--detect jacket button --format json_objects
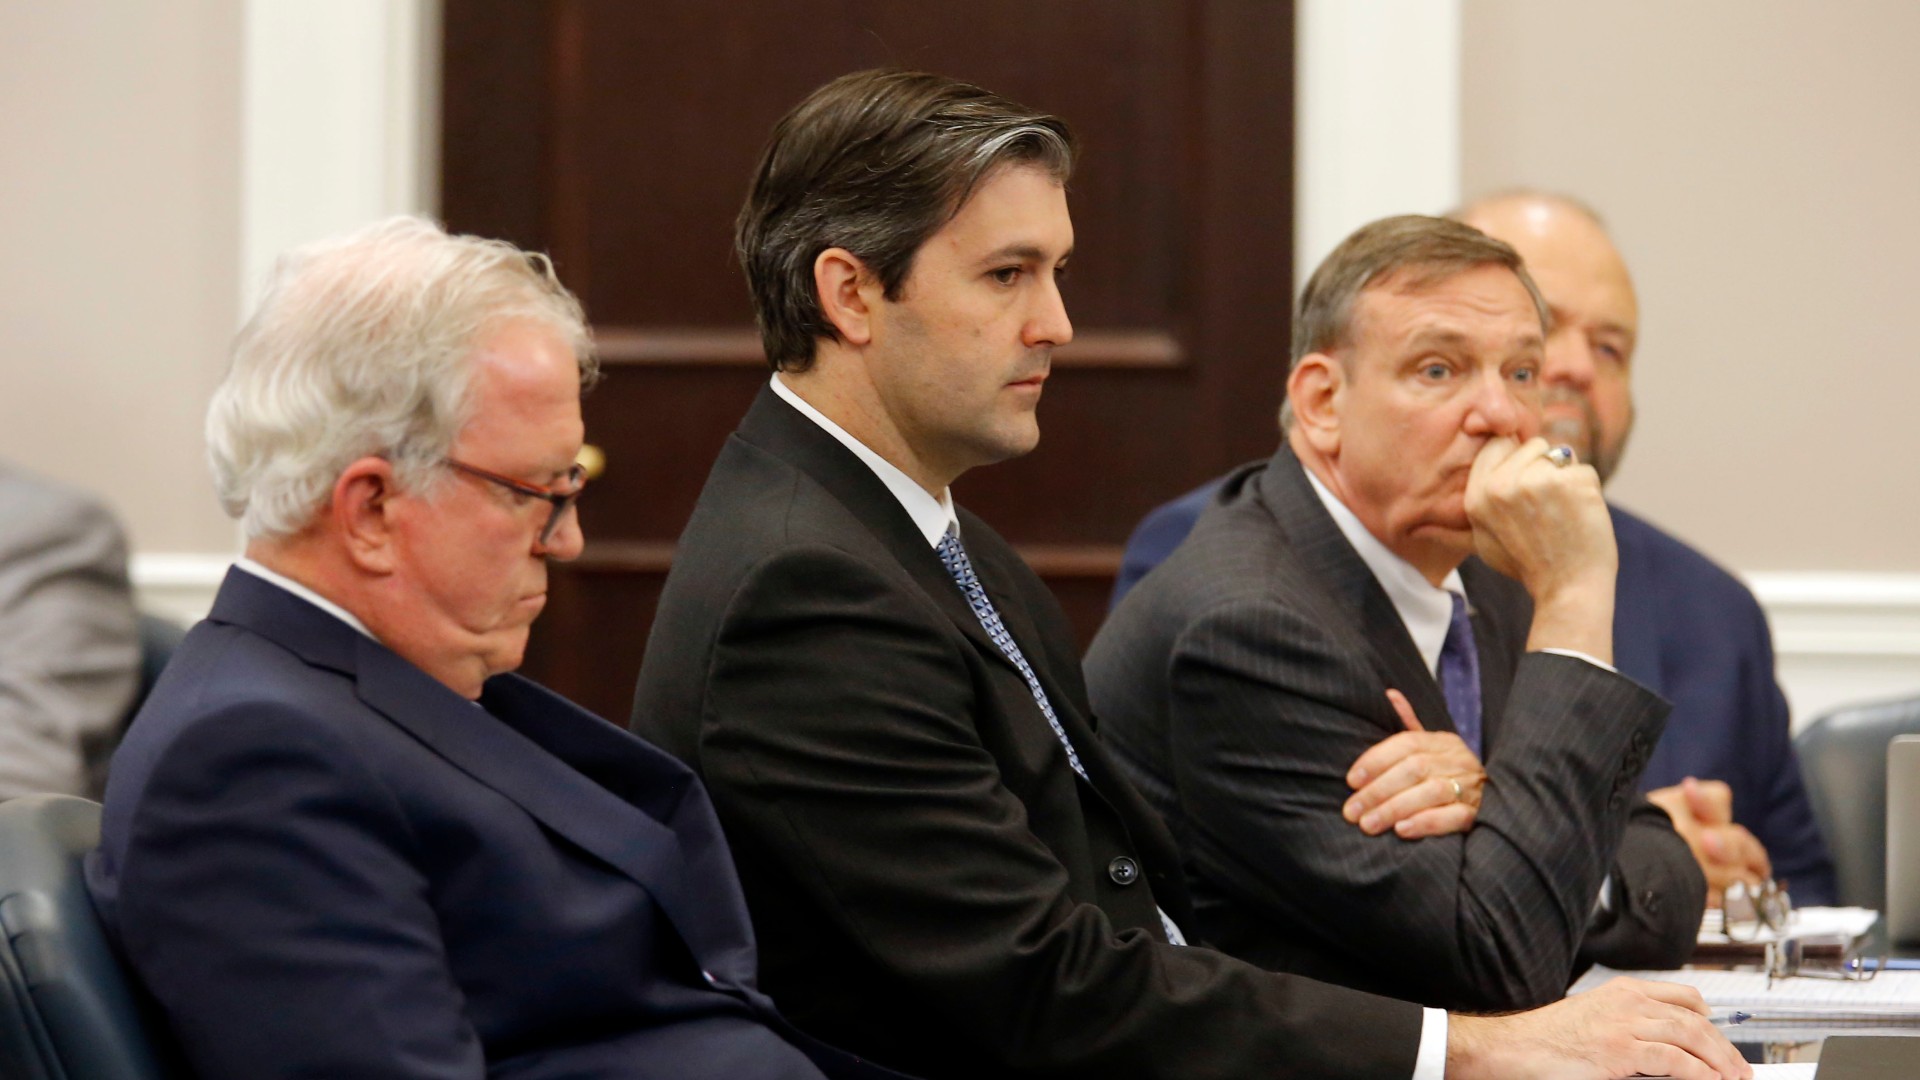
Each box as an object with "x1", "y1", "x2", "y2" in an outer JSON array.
[
  {"x1": 1640, "y1": 890, "x2": 1662, "y2": 915},
  {"x1": 1107, "y1": 856, "x2": 1139, "y2": 886}
]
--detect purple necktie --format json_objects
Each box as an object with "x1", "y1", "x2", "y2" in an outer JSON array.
[{"x1": 1438, "y1": 592, "x2": 1483, "y2": 757}]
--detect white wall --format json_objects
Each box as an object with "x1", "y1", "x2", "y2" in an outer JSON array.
[
  {"x1": 0, "y1": 2, "x2": 438, "y2": 621},
  {"x1": 1458, "y1": 0, "x2": 1920, "y2": 724},
  {"x1": 1461, "y1": 0, "x2": 1920, "y2": 577},
  {"x1": 0, "y1": 1, "x2": 244, "y2": 556}
]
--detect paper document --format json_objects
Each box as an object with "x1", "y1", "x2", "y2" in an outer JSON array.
[
  {"x1": 1750, "y1": 1065, "x2": 1816, "y2": 1079},
  {"x1": 1572, "y1": 967, "x2": 1920, "y2": 1022}
]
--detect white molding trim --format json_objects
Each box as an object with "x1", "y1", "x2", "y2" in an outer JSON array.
[
  {"x1": 240, "y1": 0, "x2": 438, "y2": 311},
  {"x1": 1294, "y1": 0, "x2": 1461, "y2": 287},
  {"x1": 1747, "y1": 572, "x2": 1920, "y2": 729},
  {"x1": 130, "y1": 553, "x2": 234, "y2": 627}
]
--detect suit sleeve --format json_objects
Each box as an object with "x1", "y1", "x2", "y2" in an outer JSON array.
[
  {"x1": 698, "y1": 544, "x2": 1420, "y2": 1079},
  {"x1": 111, "y1": 704, "x2": 484, "y2": 1079},
  {"x1": 1580, "y1": 799, "x2": 1707, "y2": 970},
  {"x1": 0, "y1": 487, "x2": 138, "y2": 797},
  {"x1": 1165, "y1": 597, "x2": 1669, "y2": 1011}
]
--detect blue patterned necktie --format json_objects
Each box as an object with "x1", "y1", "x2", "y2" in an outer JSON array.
[
  {"x1": 934, "y1": 525, "x2": 1186, "y2": 946},
  {"x1": 1438, "y1": 592, "x2": 1483, "y2": 757},
  {"x1": 935, "y1": 525, "x2": 1088, "y2": 782}
]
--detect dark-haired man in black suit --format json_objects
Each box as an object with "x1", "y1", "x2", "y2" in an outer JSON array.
[{"x1": 633, "y1": 69, "x2": 1747, "y2": 1080}]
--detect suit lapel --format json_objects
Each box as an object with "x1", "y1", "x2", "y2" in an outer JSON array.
[
  {"x1": 734, "y1": 387, "x2": 1027, "y2": 677},
  {"x1": 215, "y1": 569, "x2": 759, "y2": 983},
  {"x1": 1253, "y1": 447, "x2": 1457, "y2": 736},
  {"x1": 735, "y1": 389, "x2": 1129, "y2": 809},
  {"x1": 356, "y1": 652, "x2": 759, "y2": 981}
]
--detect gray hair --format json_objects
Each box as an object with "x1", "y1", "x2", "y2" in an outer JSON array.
[
  {"x1": 1281, "y1": 214, "x2": 1548, "y2": 432},
  {"x1": 207, "y1": 216, "x2": 596, "y2": 540}
]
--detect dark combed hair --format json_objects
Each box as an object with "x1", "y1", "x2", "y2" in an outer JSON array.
[{"x1": 736, "y1": 68, "x2": 1076, "y2": 371}]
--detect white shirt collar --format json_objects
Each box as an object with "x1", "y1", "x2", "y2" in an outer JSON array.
[
  {"x1": 234, "y1": 556, "x2": 379, "y2": 641},
  {"x1": 1301, "y1": 469, "x2": 1465, "y2": 678},
  {"x1": 771, "y1": 374, "x2": 960, "y2": 547}
]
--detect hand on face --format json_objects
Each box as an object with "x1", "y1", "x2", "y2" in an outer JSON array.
[
  {"x1": 1647, "y1": 777, "x2": 1773, "y2": 907},
  {"x1": 1465, "y1": 435, "x2": 1618, "y2": 659},
  {"x1": 1447, "y1": 976, "x2": 1751, "y2": 1080},
  {"x1": 1343, "y1": 689, "x2": 1485, "y2": 839}
]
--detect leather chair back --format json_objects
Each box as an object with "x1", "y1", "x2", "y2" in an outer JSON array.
[
  {"x1": 1795, "y1": 696, "x2": 1920, "y2": 909},
  {"x1": 0, "y1": 794, "x2": 182, "y2": 1079}
]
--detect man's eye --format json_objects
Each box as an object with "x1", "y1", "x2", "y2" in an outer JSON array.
[
  {"x1": 1421, "y1": 363, "x2": 1450, "y2": 380},
  {"x1": 1511, "y1": 367, "x2": 1538, "y2": 384},
  {"x1": 990, "y1": 267, "x2": 1021, "y2": 285}
]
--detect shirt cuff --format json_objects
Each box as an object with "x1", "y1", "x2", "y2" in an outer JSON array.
[
  {"x1": 1538, "y1": 646, "x2": 1618, "y2": 674},
  {"x1": 1413, "y1": 1006, "x2": 1447, "y2": 1080}
]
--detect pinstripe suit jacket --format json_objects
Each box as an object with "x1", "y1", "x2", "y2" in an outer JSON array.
[{"x1": 1084, "y1": 445, "x2": 1705, "y2": 1012}]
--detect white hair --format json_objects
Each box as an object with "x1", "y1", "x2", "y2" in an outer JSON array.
[{"x1": 207, "y1": 216, "x2": 596, "y2": 540}]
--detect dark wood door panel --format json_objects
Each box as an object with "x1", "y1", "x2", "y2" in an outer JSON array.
[{"x1": 443, "y1": 1, "x2": 1295, "y2": 710}]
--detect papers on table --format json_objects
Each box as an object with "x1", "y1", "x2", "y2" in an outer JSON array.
[{"x1": 1572, "y1": 966, "x2": 1920, "y2": 1023}]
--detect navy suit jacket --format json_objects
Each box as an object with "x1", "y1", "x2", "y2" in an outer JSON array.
[
  {"x1": 1111, "y1": 478, "x2": 1839, "y2": 906},
  {"x1": 1609, "y1": 506, "x2": 1837, "y2": 903},
  {"x1": 88, "y1": 568, "x2": 903, "y2": 1079}
]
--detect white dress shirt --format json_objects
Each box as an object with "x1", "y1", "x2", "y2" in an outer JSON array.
[{"x1": 233, "y1": 557, "x2": 377, "y2": 641}]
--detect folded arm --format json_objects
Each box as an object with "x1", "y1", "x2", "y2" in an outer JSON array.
[{"x1": 1167, "y1": 598, "x2": 1665, "y2": 1010}]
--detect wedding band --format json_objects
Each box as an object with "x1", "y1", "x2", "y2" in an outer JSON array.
[
  {"x1": 1448, "y1": 778, "x2": 1464, "y2": 803},
  {"x1": 1545, "y1": 444, "x2": 1576, "y2": 468}
]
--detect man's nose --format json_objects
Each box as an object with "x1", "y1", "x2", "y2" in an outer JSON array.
[
  {"x1": 537, "y1": 505, "x2": 585, "y2": 561},
  {"x1": 1462, "y1": 368, "x2": 1531, "y2": 438},
  {"x1": 1023, "y1": 277, "x2": 1073, "y2": 348},
  {"x1": 1542, "y1": 327, "x2": 1595, "y2": 390}
]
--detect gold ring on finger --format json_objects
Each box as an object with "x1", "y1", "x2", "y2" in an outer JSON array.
[{"x1": 1448, "y1": 778, "x2": 1464, "y2": 803}]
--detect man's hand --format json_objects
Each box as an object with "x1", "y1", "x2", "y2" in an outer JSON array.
[
  {"x1": 1647, "y1": 776, "x2": 1772, "y2": 906},
  {"x1": 1465, "y1": 436, "x2": 1617, "y2": 662},
  {"x1": 1343, "y1": 689, "x2": 1486, "y2": 839},
  {"x1": 1447, "y1": 977, "x2": 1752, "y2": 1080}
]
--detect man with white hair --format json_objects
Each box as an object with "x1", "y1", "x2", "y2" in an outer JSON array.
[{"x1": 86, "y1": 217, "x2": 906, "y2": 1079}]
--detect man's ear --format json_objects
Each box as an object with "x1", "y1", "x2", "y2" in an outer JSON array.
[
  {"x1": 1287, "y1": 352, "x2": 1345, "y2": 456},
  {"x1": 331, "y1": 457, "x2": 402, "y2": 574},
  {"x1": 814, "y1": 246, "x2": 878, "y2": 346}
]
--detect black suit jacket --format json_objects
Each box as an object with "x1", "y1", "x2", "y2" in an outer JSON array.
[
  {"x1": 632, "y1": 388, "x2": 1425, "y2": 1079},
  {"x1": 89, "y1": 569, "x2": 901, "y2": 1079},
  {"x1": 1084, "y1": 446, "x2": 1706, "y2": 1012}
]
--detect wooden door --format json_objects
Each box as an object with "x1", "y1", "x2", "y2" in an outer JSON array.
[{"x1": 442, "y1": 0, "x2": 1296, "y2": 719}]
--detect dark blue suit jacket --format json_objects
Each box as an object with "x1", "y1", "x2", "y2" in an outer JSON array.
[
  {"x1": 88, "y1": 568, "x2": 902, "y2": 1079},
  {"x1": 1111, "y1": 479, "x2": 1838, "y2": 906}
]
